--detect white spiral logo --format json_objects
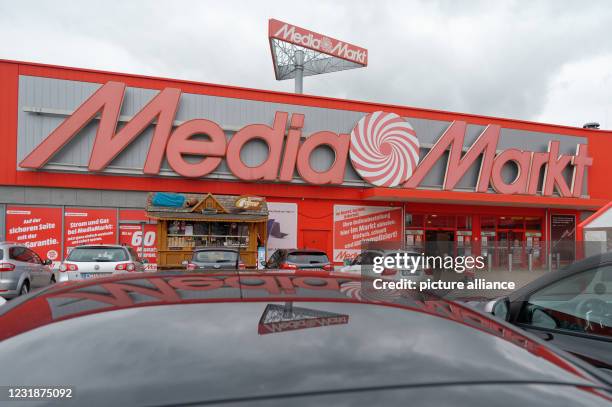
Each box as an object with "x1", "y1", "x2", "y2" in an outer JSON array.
[
  {"x1": 350, "y1": 111, "x2": 420, "y2": 187},
  {"x1": 321, "y1": 37, "x2": 333, "y2": 53}
]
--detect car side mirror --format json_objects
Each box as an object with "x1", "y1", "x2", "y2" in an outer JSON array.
[
  {"x1": 43, "y1": 259, "x2": 53, "y2": 265},
  {"x1": 181, "y1": 260, "x2": 189, "y2": 266},
  {"x1": 490, "y1": 297, "x2": 511, "y2": 321}
]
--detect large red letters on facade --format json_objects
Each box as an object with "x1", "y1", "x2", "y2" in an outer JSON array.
[{"x1": 19, "y1": 81, "x2": 592, "y2": 197}]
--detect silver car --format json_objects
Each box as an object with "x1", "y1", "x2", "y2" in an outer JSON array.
[
  {"x1": 0, "y1": 242, "x2": 55, "y2": 299},
  {"x1": 338, "y1": 249, "x2": 428, "y2": 281},
  {"x1": 58, "y1": 245, "x2": 145, "y2": 282},
  {"x1": 184, "y1": 247, "x2": 246, "y2": 271}
]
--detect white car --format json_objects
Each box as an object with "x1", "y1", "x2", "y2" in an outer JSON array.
[
  {"x1": 338, "y1": 250, "x2": 429, "y2": 282},
  {"x1": 58, "y1": 245, "x2": 145, "y2": 282}
]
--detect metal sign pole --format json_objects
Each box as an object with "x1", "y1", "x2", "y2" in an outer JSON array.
[{"x1": 294, "y1": 50, "x2": 304, "y2": 94}]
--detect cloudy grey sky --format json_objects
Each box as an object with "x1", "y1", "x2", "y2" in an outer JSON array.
[{"x1": 1, "y1": 0, "x2": 612, "y2": 128}]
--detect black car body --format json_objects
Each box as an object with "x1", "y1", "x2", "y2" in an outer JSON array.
[
  {"x1": 264, "y1": 248, "x2": 333, "y2": 272},
  {"x1": 484, "y1": 252, "x2": 612, "y2": 371},
  {"x1": 0, "y1": 271, "x2": 610, "y2": 406},
  {"x1": 185, "y1": 247, "x2": 246, "y2": 271}
]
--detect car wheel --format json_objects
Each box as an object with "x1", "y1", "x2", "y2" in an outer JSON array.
[{"x1": 19, "y1": 282, "x2": 29, "y2": 296}]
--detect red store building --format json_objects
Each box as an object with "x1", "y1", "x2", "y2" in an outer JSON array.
[{"x1": 0, "y1": 59, "x2": 610, "y2": 269}]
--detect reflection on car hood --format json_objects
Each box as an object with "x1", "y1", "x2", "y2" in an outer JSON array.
[{"x1": 0, "y1": 271, "x2": 610, "y2": 406}]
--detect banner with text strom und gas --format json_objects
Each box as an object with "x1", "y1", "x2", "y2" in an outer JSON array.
[{"x1": 63, "y1": 208, "x2": 117, "y2": 257}]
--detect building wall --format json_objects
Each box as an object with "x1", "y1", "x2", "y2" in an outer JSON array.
[
  {"x1": 0, "y1": 60, "x2": 610, "y2": 264},
  {"x1": 1, "y1": 60, "x2": 610, "y2": 207}
]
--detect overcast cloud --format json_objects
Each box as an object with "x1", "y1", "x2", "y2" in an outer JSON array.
[{"x1": 1, "y1": 0, "x2": 612, "y2": 128}]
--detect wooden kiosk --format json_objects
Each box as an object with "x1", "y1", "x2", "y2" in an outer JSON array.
[{"x1": 146, "y1": 193, "x2": 268, "y2": 269}]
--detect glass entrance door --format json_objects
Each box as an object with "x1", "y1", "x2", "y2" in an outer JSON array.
[
  {"x1": 497, "y1": 230, "x2": 525, "y2": 268},
  {"x1": 425, "y1": 230, "x2": 455, "y2": 257}
]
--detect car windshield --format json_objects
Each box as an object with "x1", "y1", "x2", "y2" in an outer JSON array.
[
  {"x1": 67, "y1": 247, "x2": 128, "y2": 262},
  {"x1": 287, "y1": 251, "x2": 329, "y2": 264},
  {"x1": 194, "y1": 250, "x2": 238, "y2": 263}
]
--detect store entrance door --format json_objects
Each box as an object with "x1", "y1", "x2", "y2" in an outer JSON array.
[
  {"x1": 497, "y1": 230, "x2": 525, "y2": 268},
  {"x1": 425, "y1": 230, "x2": 455, "y2": 257}
]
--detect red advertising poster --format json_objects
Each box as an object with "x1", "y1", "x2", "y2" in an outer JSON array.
[
  {"x1": 333, "y1": 205, "x2": 402, "y2": 262},
  {"x1": 63, "y1": 208, "x2": 117, "y2": 257},
  {"x1": 119, "y1": 224, "x2": 158, "y2": 271},
  {"x1": 5, "y1": 206, "x2": 62, "y2": 264}
]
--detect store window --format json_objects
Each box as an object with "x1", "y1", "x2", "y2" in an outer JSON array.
[
  {"x1": 457, "y1": 216, "x2": 472, "y2": 230},
  {"x1": 525, "y1": 217, "x2": 542, "y2": 231},
  {"x1": 405, "y1": 212, "x2": 475, "y2": 258},
  {"x1": 481, "y1": 216, "x2": 496, "y2": 231},
  {"x1": 498, "y1": 216, "x2": 524, "y2": 230},
  {"x1": 405, "y1": 214, "x2": 424, "y2": 228},
  {"x1": 167, "y1": 221, "x2": 249, "y2": 248},
  {"x1": 426, "y1": 214, "x2": 455, "y2": 229}
]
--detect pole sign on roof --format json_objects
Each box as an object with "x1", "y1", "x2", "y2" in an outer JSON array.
[{"x1": 269, "y1": 19, "x2": 368, "y2": 66}]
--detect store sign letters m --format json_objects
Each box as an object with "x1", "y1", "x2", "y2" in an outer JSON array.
[{"x1": 19, "y1": 81, "x2": 182, "y2": 174}]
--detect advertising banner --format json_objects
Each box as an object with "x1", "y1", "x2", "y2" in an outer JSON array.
[
  {"x1": 63, "y1": 208, "x2": 117, "y2": 257},
  {"x1": 268, "y1": 19, "x2": 368, "y2": 66},
  {"x1": 551, "y1": 214, "x2": 576, "y2": 261},
  {"x1": 119, "y1": 209, "x2": 157, "y2": 270},
  {"x1": 5, "y1": 206, "x2": 62, "y2": 265},
  {"x1": 119, "y1": 223, "x2": 158, "y2": 271},
  {"x1": 333, "y1": 205, "x2": 402, "y2": 262},
  {"x1": 266, "y1": 202, "x2": 298, "y2": 259}
]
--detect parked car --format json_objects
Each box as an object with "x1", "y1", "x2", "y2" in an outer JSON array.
[
  {"x1": 0, "y1": 242, "x2": 54, "y2": 299},
  {"x1": 0, "y1": 272, "x2": 610, "y2": 405},
  {"x1": 58, "y1": 244, "x2": 145, "y2": 282},
  {"x1": 183, "y1": 247, "x2": 245, "y2": 271},
  {"x1": 263, "y1": 249, "x2": 333, "y2": 272},
  {"x1": 483, "y1": 251, "x2": 612, "y2": 371},
  {"x1": 338, "y1": 249, "x2": 428, "y2": 281}
]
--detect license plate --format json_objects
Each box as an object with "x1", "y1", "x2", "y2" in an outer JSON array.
[{"x1": 81, "y1": 273, "x2": 106, "y2": 279}]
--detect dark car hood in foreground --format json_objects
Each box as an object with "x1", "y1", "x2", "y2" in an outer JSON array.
[{"x1": 0, "y1": 272, "x2": 610, "y2": 406}]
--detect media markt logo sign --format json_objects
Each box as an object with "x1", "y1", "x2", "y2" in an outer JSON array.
[
  {"x1": 350, "y1": 111, "x2": 420, "y2": 187},
  {"x1": 270, "y1": 20, "x2": 368, "y2": 65},
  {"x1": 20, "y1": 82, "x2": 592, "y2": 198}
]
